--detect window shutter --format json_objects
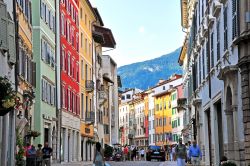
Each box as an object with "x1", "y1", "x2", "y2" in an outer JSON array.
[
  {"x1": 0, "y1": 1, "x2": 8, "y2": 51},
  {"x1": 7, "y1": 19, "x2": 16, "y2": 65},
  {"x1": 211, "y1": 32, "x2": 214, "y2": 68},
  {"x1": 202, "y1": 49, "x2": 205, "y2": 79},
  {"x1": 19, "y1": 48, "x2": 22, "y2": 75},
  {"x1": 232, "y1": 0, "x2": 239, "y2": 40},
  {"x1": 224, "y1": 6, "x2": 228, "y2": 51},
  {"x1": 32, "y1": 62, "x2": 36, "y2": 87},
  {"x1": 217, "y1": 20, "x2": 220, "y2": 61}
]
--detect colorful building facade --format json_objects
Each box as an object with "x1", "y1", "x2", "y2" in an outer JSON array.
[
  {"x1": 79, "y1": 0, "x2": 95, "y2": 161},
  {"x1": 59, "y1": 0, "x2": 81, "y2": 162},
  {"x1": 32, "y1": 0, "x2": 57, "y2": 160}
]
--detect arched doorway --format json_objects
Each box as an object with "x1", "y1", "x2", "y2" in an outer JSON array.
[{"x1": 225, "y1": 86, "x2": 235, "y2": 160}]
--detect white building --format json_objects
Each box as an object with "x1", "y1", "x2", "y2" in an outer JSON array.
[
  {"x1": 180, "y1": 0, "x2": 245, "y2": 165},
  {"x1": 0, "y1": 0, "x2": 16, "y2": 165},
  {"x1": 102, "y1": 55, "x2": 119, "y2": 145}
]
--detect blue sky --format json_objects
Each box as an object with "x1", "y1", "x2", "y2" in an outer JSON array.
[{"x1": 90, "y1": 0, "x2": 185, "y2": 67}]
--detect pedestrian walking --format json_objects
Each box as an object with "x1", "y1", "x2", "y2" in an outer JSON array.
[
  {"x1": 188, "y1": 140, "x2": 202, "y2": 166},
  {"x1": 175, "y1": 138, "x2": 187, "y2": 166},
  {"x1": 140, "y1": 148, "x2": 145, "y2": 161},
  {"x1": 123, "y1": 145, "x2": 129, "y2": 161},
  {"x1": 25, "y1": 143, "x2": 32, "y2": 166},
  {"x1": 42, "y1": 142, "x2": 52, "y2": 166},
  {"x1": 168, "y1": 145, "x2": 173, "y2": 161},
  {"x1": 36, "y1": 144, "x2": 43, "y2": 166},
  {"x1": 27, "y1": 145, "x2": 37, "y2": 166},
  {"x1": 93, "y1": 142, "x2": 105, "y2": 166}
]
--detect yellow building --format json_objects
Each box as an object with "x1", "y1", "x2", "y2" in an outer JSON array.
[
  {"x1": 79, "y1": 0, "x2": 96, "y2": 161},
  {"x1": 153, "y1": 91, "x2": 172, "y2": 146},
  {"x1": 16, "y1": 0, "x2": 36, "y2": 144}
]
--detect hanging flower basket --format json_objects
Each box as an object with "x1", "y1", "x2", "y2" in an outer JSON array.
[
  {"x1": 0, "y1": 76, "x2": 16, "y2": 116},
  {"x1": 27, "y1": 130, "x2": 41, "y2": 137},
  {"x1": 86, "y1": 139, "x2": 96, "y2": 145}
]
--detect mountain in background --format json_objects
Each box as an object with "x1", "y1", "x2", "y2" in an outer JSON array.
[{"x1": 118, "y1": 48, "x2": 182, "y2": 90}]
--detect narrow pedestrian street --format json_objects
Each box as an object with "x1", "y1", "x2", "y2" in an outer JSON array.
[{"x1": 108, "y1": 161, "x2": 176, "y2": 166}]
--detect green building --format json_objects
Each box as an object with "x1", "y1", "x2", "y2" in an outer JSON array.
[{"x1": 32, "y1": 0, "x2": 57, "y2": 159}]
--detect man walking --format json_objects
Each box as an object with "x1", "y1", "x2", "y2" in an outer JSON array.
[
  {"x1": 189, "y1": 140, "x2": 202, "y2": 166},
  {"x1": 42, "y1": 142, "x2": 53, "y2": 166},
  {"x1": 175, "y1": 138, "x2": 187, "y2": 166}
]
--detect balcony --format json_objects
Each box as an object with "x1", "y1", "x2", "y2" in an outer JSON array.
[
  {"x1": 85, "y1": 111, "x2": 95, "y2": 124},
  {"x1": 128, "y1": 134, "x2": 133, "y2": 139},
  {"x1": 85, "y1": 80, "x2": 94, "y2": 92}
]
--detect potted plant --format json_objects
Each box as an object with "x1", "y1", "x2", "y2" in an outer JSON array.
[
  {"x1": 221, "y1": 161, "x2": 237, "y2": 166},
  {"x1": 16, "y1": 131, "x2": 25, "y2": 166},
  {"x1": 27, "y1": 130, "x2": 41, "y2": 137},
  {"x1": 0, "y1": 76, "x2": 16, "y2": 116}
]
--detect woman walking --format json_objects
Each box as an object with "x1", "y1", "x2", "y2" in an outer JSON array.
[{"x1": 93, "y1": 142, "x2": 105, "y2": 166}]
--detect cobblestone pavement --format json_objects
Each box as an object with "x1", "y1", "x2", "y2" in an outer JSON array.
[{"x1": 108, "y1": 161, "x2": 176, "y2": 166}]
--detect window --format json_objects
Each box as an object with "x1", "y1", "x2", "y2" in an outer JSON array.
[
  {"x1": 211, "y1": 32, "x2": 214, "y2": 68},
  {"x1": 85, "y1": 64, "x2": 88, "y2": 80},
  {"x1": 80, "y1": 8, "x2": 82, "y2": 19},
  {"x1": 199, "y1": 55, "x2": 201, "y2": 84},
  {"x1": 126, "y1": 94, "x2": 131, "y2": 99},
  {"x1": 85, "y1": 38, "x2": 87, "y2": 53},
  {"x1": 223, "y1": 6, "x2": 228, "y2": 51},
  {"x1": 68, "y1": 53, "x2": 71, "y2": 75},
  {"x1": 232, "y1": 0, "x2": 239, "y2": 40},
  {"x1": 85, "y1": 14, "x2": 87, "y2": 25},
  {"x1": 61, "y1": 47, "x2": 65, "y2": 71},
  {"x1": 163, "y1": 86, "x2": 165, "y2": 90},
  {"x1": 76, "y1": 33, "x2": 79, "y2": 52},
  {"x1": 178, "y1": 118, "x2": 180, "y2": 126},
  {"x1": 202, "y1": 48, "x2": 205, "y2": 79},
  {"x1": 61, "y1": 13, "x2": 64, "y2": 35},
  {"x1": 121, "y1": 96, "x2": 125, "y2": 100},
  {"x1": 81, "y1": 94, "x2": 84, "y2": 118},
  {"x1": 81, "y1": 60, "x2": 84, "y2": 80},
  {"x1": 217, "y1": 19, "x2": 220, "y2": 61},
  {"x1": 76, "y1": 63, "x2": 79, "y2": 82},
  {"x1": 81, "y1": 33, "x2": 83, "y2": 48},
  {"x1": 41, "y1": 78, "x2": 55, "y2": 106}
]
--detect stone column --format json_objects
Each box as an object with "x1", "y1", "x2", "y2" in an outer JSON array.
[
  {"x1": 64, "y1": 128, "x2": 68, "y2": 162},
  {"x1": 224, "y1": 109, "x2": 235, "y2": 160}
]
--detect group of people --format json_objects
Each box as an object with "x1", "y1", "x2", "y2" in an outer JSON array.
[
  {"x1": 24, "y1": 142, "x2": 53, "y2": 166},
  {"x1": 123, "y1": 145, "x2": 145, "y2": 161},
  {"x1": 173, "y1": 138, "x2": 202, "y2": 166}
]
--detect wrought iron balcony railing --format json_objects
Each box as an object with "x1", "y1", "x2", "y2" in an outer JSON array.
[
  {"x1": 85, "y1": 80, "x2": 94, "y2": 92},
  {"x1": 85, "y1": 111, "x2": 95, "y2": 124}
]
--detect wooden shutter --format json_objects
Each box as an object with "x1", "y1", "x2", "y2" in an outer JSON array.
[
  {"x1": 32, "y1": 62, "x2": 36, "y2": 87},
  {"x1": 224, "y1": 6, "x2": 228, "y2": 51},
  {"x1": 217, "y1": 20, "x2": 220, "y2": 61},
  {"x1": 8, "y1": 19, "x2": 16, "y2": 65},
  {"x1": 211, "y1": 32, "x2": 214, "y2": 68},
  {"x1": 0, "y1": 1, "x2": 8, "y2": 51},
  {"x1": 202, "y1": 49, "x2": 205, "y2": 79},
  {"x1": 206, "y1": 41, "x2": 210, "y2": 75},
  {"x1": 232, "y1": 0, "x2": 239, "y2": 40}
]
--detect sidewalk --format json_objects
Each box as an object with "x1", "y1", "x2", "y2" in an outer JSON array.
[{"x1": 52, "y1": 161, "x2": 93, "y2": 166}]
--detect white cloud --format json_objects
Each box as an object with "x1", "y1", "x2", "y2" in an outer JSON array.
[{"x1": 138, "y1": 26, "x2": 145, "y2": 34}]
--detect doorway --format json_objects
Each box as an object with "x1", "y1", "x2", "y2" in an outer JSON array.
[
  {"x1": 44, "y1": 128, "x2": 49, "y2": 144},
  {"x1": 85, "y1": 141, "x2": 88, "y2": 161},
  {"x1": 216, "y1": 100, "x2": 224, "y2": 161},
  {"x1": 206, "y1": 109, "x2": 212, "y2": 165}
]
